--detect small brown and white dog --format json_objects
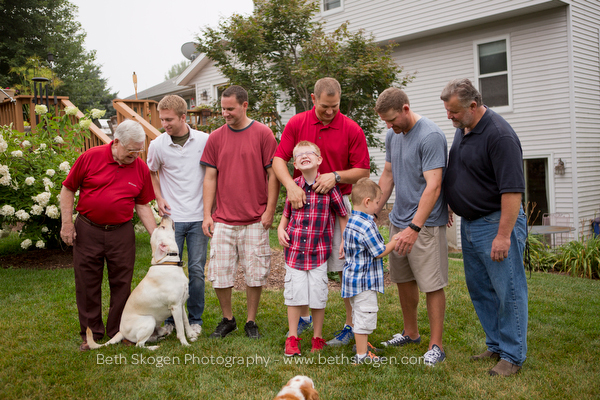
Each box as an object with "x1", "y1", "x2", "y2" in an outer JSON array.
[
  {"x1": 273, "y1": 375, "x2": 319, "y2": 400},
  {"x1": 86, "y1": 215, "x2": 197, "y2": 350}
]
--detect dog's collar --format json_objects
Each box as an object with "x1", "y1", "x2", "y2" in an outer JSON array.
[
  {"x1": 153, "y1": 252, "x2": 183, "y2": 266},
  {"x1": 157, "y1": 261, "x2": 184, "y2": 266}
]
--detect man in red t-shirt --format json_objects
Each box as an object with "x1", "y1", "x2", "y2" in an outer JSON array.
[
  {"x1": 201, "y1": 85, "x2": 279, "y2": 339},
  {"x1": 60, "y1": 120, "x2": 156, "y2": 351},
  {"x1": 273, "y1": 77, "x2": 370, "y2": 346}
]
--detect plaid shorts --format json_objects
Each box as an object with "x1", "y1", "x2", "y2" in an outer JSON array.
[{"x1": 207, "y1": 222, "x2": 271, "y2": 288}]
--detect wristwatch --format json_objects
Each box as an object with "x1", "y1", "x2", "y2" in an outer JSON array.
[
  {"x1": 333, "y1": 171, "x2": 341, "y2": 183},
  {"x1": 408, "y1": 222, "x2": 422, "y2": 233}
]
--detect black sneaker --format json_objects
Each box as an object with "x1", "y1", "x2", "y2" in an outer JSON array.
[
  {"x1": 209, "y1": 317, "x2": 237, "y2": 338},
  {"x1": 244, "y1": 321, "x2": 261, "y2": 339}
]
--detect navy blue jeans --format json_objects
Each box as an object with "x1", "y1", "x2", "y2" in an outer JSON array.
[
  {"x1": 461, "y1": 209, "x2": 528, "y2": 366},
  {"x1": 166, "y1": 221, "x2": 209, "y2": 326}
]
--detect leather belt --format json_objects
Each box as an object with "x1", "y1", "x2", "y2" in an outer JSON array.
[{"x1": 78, "y1": 214, "x2": 127, "y2": 231}]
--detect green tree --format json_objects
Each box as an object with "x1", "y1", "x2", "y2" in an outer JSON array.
[
  {"x1": 196, "y1": 0, "x2": 411, "y2": 156},
  {"x1": 164, "y1": 60, "x2": 191, "y2": 80},
  {"x1": 0, "y1": 0, "x2": 116, "y2": 115}
]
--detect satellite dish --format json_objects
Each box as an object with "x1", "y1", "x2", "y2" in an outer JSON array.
[{"x1": 181, "y1": 42, "x2": 199, "y2": 61}]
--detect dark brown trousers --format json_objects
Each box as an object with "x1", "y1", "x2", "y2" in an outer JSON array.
[{"x1": 73, "y1": 217, "x2": 135, "y2": 340}]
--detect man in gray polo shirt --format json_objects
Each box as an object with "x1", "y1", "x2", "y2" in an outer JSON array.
[{"x1": 374, "y1": 87, "x2": 449, "y2": 366}]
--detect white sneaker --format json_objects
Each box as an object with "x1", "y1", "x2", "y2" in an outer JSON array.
[{"x1": 190, "y1": 324, "x2": 203, "y2": 336}]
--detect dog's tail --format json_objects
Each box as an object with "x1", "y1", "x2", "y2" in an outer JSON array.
[{"x1": 86, "y1": 327, "x2": 124, "y2": 349}]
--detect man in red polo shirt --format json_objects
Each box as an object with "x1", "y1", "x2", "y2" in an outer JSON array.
[
  {"x1": 60, "y1": 119, "x2": 157, "y2": 351},
  {"x1": 273, "y1": 77, "x2": 370, "y2": 346}
]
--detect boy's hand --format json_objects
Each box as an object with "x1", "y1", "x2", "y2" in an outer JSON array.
[
  {"x1": 277, "y1": 226, "x2": 290, "y2": 248},
  {"x1": 338, "y1": 240, "x2": 345, "y2": 259}
]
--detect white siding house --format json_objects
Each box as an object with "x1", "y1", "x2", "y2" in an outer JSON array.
[
  {"x1": 316, "y1": 0, "x2": 600, "y2": 242},
  {"x1": 134, "y1": 0, "x2": 600, "y2": 242}
]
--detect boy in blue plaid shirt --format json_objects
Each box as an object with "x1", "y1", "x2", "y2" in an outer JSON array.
[{"x1": 342, "y1": 178, "x2": 396, "y2": 364}]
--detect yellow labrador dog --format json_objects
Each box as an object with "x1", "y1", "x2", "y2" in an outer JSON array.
[{"x1": 86, "y1": 215, "x2": 197, "y2": 350}]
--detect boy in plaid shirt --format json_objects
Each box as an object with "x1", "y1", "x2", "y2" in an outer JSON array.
[
  {"x1": 342, "y1": 178, "x2": 396, "y2": 364},
  {"x1": 278, "y1": 141, "x2": 349, "y2": 356}
]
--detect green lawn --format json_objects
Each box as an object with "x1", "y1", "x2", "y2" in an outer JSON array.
[{"x1": 0, "y1": 232, "x2": 599, "y2": 399}]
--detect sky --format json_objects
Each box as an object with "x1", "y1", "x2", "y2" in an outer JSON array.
[{"x1": 71, "y1": 0, "x2": 254, "y2": 98}]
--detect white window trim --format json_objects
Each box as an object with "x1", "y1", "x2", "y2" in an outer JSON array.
[
  {"x1": 321, "y1": 0, "x2": 344, "y2": 16},
  {"x1": 473, "y1": 35, "x2": 513, "y2": 113},
  {"x1": 523, "y1": 153, "x2": 556, "y2": 215},
  {"x1": 212, "y1": 82, "x2": 229, "y2": 102}
]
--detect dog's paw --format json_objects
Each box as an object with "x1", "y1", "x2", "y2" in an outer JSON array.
[
  {"x1": 189, "y1": 335, "x2": 198, "y2": 343},
  {"x1": 145, "y1": 345, "x2": 160, "y2": 350}
]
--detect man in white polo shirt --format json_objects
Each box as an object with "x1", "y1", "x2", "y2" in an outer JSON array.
[{"x1": 147, "y1": 95, "x2": 210, "y2": 336}]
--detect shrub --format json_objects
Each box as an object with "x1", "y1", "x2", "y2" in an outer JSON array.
[
  {"x1": 526, "y1": 234, "x2": 556, "y2": 272},
  {"x1": 553, "y1": 235, "x2": 600, "y2": 279},
  {"x1": 0, "y1": 105, "x2": 104, "y2": 249}
]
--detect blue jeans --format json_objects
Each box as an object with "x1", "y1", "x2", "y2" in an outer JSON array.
[
  {"x1": 461, "y1": 209, "x2": 528, "y2": 366},
  {"x1": 166, "y1": 221, "x2": 209, "y2": 326}
]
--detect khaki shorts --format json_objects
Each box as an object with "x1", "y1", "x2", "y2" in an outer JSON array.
[
  {"x1": 207, "y1": 222, "x2": 270, "y2": 288},
  {"x1": 350, "y1": 290, "x2": 379, "y2": 335},
  {"x1": 327, "y1": 195, "x2": 352, "y2": 272},
  {"x1": 389, "y1": 224, "x2": 448, "y2": 293},
  {"x1": 283, "y1": 262, "x2": 329, "y2": 309}
]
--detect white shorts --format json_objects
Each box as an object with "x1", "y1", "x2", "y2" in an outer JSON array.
[
  {"x1": 283, "y1": 262, "x2": 329, "y2": 309},
  {"x1": 327, "y1": 195, "x2": 351, "y2": 272},
  {"x1": 350, "y1": 290, "x2": 379, "y2": 335}
]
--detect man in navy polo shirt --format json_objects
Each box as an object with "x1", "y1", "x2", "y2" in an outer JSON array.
[
  {"x1": 441, "y1": 78, "x2": 527, "y2": 377},
  {"x1": 60, "y1": 120, "x2": 156, "y2": 351}
]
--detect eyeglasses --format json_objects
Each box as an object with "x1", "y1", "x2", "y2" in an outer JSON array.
[
  {"x1": 294, "y1": 151, "x2": 318, "y2": 160},
  {"x1": 119, "y1": 141, "x2": 145, "y2": 155}
]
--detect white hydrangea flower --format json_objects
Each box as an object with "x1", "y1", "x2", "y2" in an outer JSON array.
[
  {"x1": 36, "y1": 240, "x2": 45, "y2": 249},
  {"x1": 11, "y1": 150, "x2": 23, "y2": 157},
  {"x1": 45, "y1": 205, "x2": 60, "y2": 219},
  {"x1": 0, "y1": 165, "x2": 8, "y2": 174},
  {"x1": 0, "y1": 171, "x2": 10, "y2": 186},
  {"x1": 41, "y1": 226, "x2": 49, "y2": 233},
  {"x1": 43, "y1": 177, "x2": 54, "y2": 190},
  {"x1": 22, "y1": 140, "x2": 31, "y2": 148},
  {"x1": 0, "y1": 141, "x2": 7, "y2": 152},
  {"x1": 79, "y1": 119, "x2": 92, "y2": 129},
  {"x1": 64, "y1": 106, "x2": 79, "y2": 116},
  {"x1": 32, "y1": 192, "x2": 51, "y2": 207},
  {"x1": 35, "y1": 104, "x2": 48, "y2": 115},
  {"x1": 31, "y1": 205, "x2": 43, "y2": 215},
  {"x1": 39, "y1": 143, "x2": 47, "y2": 150},
  {"x1": 1, "y1": 204, "x2": 15, "y2": 216},
  {"x1": 21, "y1": 239, "x2": 32, "y2": 249},
  {"x1": 25, "y1": 177, "x2": 35, "y2": 185},
  {"x1": 53, "y1": 136, "x2": 64, "y2": 144},
  {"x1": 91, "y1": 109, "x2": 106, "y2": 119},
  {"x1": 15, "y1": 209, "x2": 30, "y2": 221},
  {"x1": 46, "y1": 169, "x2": 56, "y2": 177},
  {"x1": 59, "y1": 161, "x2": 70, "y2": 172}
]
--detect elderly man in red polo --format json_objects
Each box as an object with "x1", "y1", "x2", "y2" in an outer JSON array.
[{"x1": 60, "y1": 119, "x2": 156, "y2": 351}]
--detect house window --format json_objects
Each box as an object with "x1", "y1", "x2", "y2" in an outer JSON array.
[
  {"x1": 322, "y1": 0, "x2": 343, "y2": 13},
  {"x1": 475, "y1": 37, "x2": 511, "y2": 109}
]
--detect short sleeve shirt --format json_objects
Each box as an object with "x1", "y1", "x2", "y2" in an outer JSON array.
[
  {"x1": 147, "y1": 126, "x2": 209, "y2": 222},
  {"x1": 62, "y1": 142, "x2": 155, "y2": 225},
  {"x1": 341, "y1": 210, "x2": 386, "y2": 298},
  {"x1": 444, "y1": 107, "x2": 525, "y2": 220},
  {"x1": 282, "y1": 174, "x2": 348, "y2": 270},
  {"x1": 200, "y1": 121, "x2": 277, "y2": 225},
  {"x1": 274, "y1": 108, "x2": 370, "y2": 195}
]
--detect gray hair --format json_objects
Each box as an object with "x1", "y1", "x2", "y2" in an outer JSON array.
[
  {"x1": 440, "y1": 78, "x2": 483, "y2": 108},
  {"x1": 114, "y1": 120, "x2": 146, "y2": 145}
]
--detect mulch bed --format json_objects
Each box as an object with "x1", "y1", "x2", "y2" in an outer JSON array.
[{"x1": 0, "y1": 208, "x2": 406, "y2": 290}]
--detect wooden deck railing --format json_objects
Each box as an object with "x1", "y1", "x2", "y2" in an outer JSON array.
[
  {"x1": 0, "y1": 96, "x2": 111, "y2": 150},
  {"x1": 112, "y1": 99, "x2": 162, "y2": 163}
]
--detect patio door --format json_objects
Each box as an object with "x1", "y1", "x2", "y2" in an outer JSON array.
[{"x1": 523, "y1": 158, "x2": 549, "y2": 225}]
